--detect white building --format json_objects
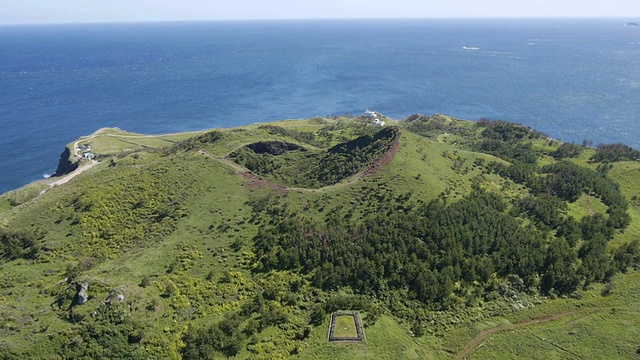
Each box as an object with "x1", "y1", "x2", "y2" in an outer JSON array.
[{"x1": 363, "y1": 109, "x2": 377, "y2": 119}]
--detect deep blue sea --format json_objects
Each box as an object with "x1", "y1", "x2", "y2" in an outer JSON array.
[{"x1": 1, "y1": 19, "x2": 639, "y2": 193}]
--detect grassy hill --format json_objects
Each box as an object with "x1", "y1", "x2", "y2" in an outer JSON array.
[{"x1": 0, "y1": 114, "x2": 639, "y2": 359}]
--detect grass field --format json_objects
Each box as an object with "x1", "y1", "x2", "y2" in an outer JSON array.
[
  {"x1": 299, "y1": 315, "x2": 432, "y2": 360},
  {"x1": 333, "y1": 315, "x2": 359, "y2": 339},
  {"x1": 0, "y1": 197, "x2": 10, "y2": 213},
  {"x1": 1, "y1": 116, "x2": 640, "y2": 359},
  {"x1": 73, "y1": 127, "x2": 203, "y2": 154},
  {"x1": 443, "y1": 269, "x2": 640, "y2": 360}
]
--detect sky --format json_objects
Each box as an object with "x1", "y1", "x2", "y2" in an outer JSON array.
[{"x1": 0, "y1": 0, "x2": 639, "y2": 25}]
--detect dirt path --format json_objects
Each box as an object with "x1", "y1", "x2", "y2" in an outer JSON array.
[
  {"x1": 52, "y1": 126, "x2": 155, "y2": 181},
  {"x1": 46, "y1": 161, "x2": 98, "y2": 189},
  {"x1": 455, "y1": 311, "x2": 576, "y2": 360},
  {"x1": 74, "y1": 127, "x2": 188, "y2": 151},
  {"x1": 38, "y1": 129, "x2": 108, "y2": 195},
  {"x1": 36, "y1": 128, "x2": 190, "y2": 196}
]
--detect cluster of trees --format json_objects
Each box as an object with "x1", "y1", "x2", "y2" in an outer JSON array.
[
  {"x1": 28, "y1": 302, "x2": 148, "y2": 360},
  {"x1": 253, "y1": 172, "x2": 638, "y2": 309},
  {"x1": 483, "y1": 139, "x2": 636, "y2": 288},
  {"x1": 591, "y1": 143, "x2": 640, "y2": 163},
  {"x1": 540, "y1": 162, "x2": 630, "y2": 230},
  {"x1": 469, "y1": 119, "x2": 551, "y2": 164},
  {"x1": 512, "y1": 194, "x2": 567, "y2": 230},
  {"x1": 489, "y1": 159, "x2": 630, "y2": 231},
  {"x1": 612, "y1": 239, "x2": 640, "y2": 272},
  {"x1": 403, "y1": 117, "x2": 548, "y2": 150},
  {"x1": 182, "y1": 312, "x2": 247, "y2": 358},
  {"x1": 552, "y1": 142, "x2": 584, "y2": 159},
  {"x1": 477, "y1": 119, "x2": 546, "y2": 142},
  {"x1": 477, "y1": 139, "x2": 538, "y2": 164}
]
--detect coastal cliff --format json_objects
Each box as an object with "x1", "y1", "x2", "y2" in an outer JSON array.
[{"x1": 53, "y1": 146, "x2": 78, "y2": 177}]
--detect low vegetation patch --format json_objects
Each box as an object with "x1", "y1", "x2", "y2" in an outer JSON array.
[{"x1": 329, "y1": 312, "x2": 364, "y2": 342}]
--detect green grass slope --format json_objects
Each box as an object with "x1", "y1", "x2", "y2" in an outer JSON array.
[
  {"x1": 462, "y1": 270, "x2": 640, "y2": 359},
  {"x1": 0, "y1": 114, "x2": 638, "y2": 359}
]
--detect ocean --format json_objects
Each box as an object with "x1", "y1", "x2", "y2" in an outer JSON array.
[{"x1": 0, "y1": 18, "x2": 639, "y2": 193}]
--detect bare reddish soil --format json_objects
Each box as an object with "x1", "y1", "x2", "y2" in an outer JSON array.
[
  {"x1": 240, "y1": 172, "x2": 289, "y2": 192},
  {"x1": 365, "y1": 131, "x2": 401, "y2": 176}
]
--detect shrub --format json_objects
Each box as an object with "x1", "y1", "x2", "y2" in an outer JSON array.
[{"x1": 0, "y1": 228, "x2": 42, "y2": 261}]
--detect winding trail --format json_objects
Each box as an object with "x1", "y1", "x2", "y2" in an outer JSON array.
[
  {"x1": 46, "y1": 161, "x2": 97, "y2": 190},
  {"x1": 455, "y1": 311, "x2": 577, "y2": 360},
  {"x1": 39, "y1": 129, "x2": 108, "y2": 195}
]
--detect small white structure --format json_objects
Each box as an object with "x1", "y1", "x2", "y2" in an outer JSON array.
[
  {"x1": 363, "y1": 109, "x2": 377, "y2": 119},
  {"x1": 361, "y1": 109, "x2": 386, "y2": 126}
]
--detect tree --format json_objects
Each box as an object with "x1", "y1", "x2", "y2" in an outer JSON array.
[
  {"x1": 411, "y1": 319, "x2": 425, "y2": 337},
  {"x1": 541, "y1": 238, "x2": 580, "y2": 294},
  {"x1": 310, "y1": 305, "x2": 326, "y2": 326}
]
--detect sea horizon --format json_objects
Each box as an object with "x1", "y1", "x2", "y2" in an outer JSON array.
[
  {"x1": 1, "y1": 18, "x2": 639, "y2": 193},
  {"x1": 0, "y1": 16, "x2": 637, "y2": 26}
]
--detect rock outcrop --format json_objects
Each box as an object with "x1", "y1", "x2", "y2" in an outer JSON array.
[
  {"x1": 105, "y1": 290, "x2": 125, "y2": 305},
  {"x1": 53, "y1": 146, "x2": 78, "y2": 177},
  {"x1": 71, "y1": 282, "x2": 89, "y2": 307}
]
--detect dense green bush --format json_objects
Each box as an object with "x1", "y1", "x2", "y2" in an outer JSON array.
[
  {"x1": 591, "y1": 143, "x2": 640, "y2": 163},
  {"x1": 0, "y1": 228, "x2": 42, "y2": 261},
  {"x1": 552, "y1": 142, "x2": 584, "y2": 159},
  {"x1": 167, "y1": 130, "x2": 224, "y2": 153},
  {"x1": 476, "y1": 139, "x2": 538, "y2": 163},
  {"x1": 182, "y1": 312, "x2": 247, "y2": 358},
  {"x1": 477, "y1": 119, "x2": 546, "y2": 141}
]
